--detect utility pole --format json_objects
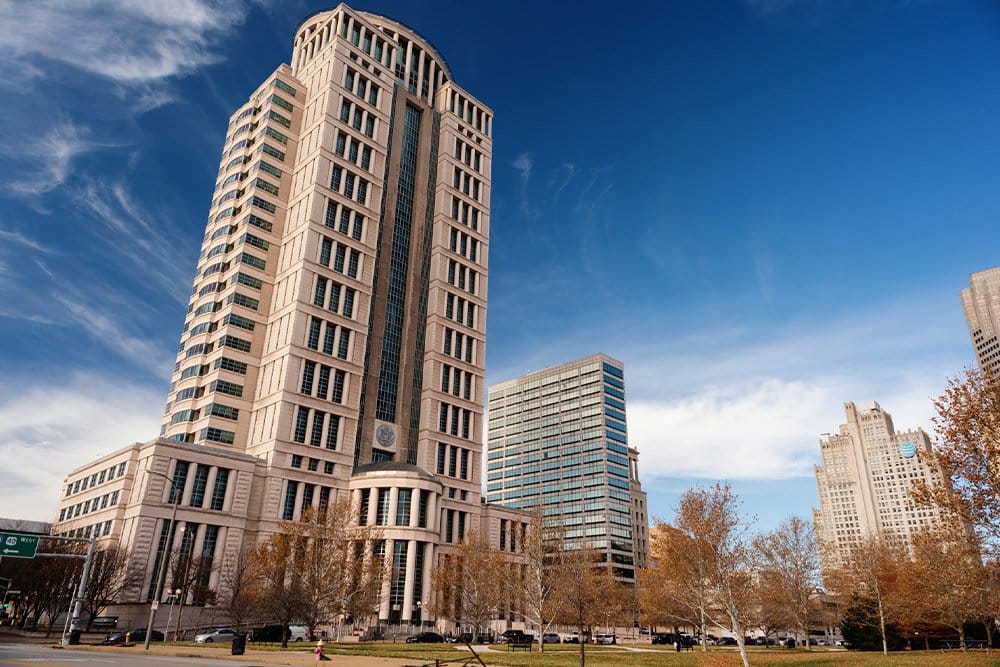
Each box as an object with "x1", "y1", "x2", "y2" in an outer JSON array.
[
  {"x1": 145, "y1": 470, "x2": 181, "y2": 650},
  {"x1": 68, "y1": 534, "x2": 97, "y2": 637}
]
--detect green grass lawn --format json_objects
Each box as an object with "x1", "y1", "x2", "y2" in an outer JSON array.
[
  {"x1": 289, "y1": 642, "x2": 1000, "y2": 666},
  {"x1": 170, "y1": 640, "x2": 1000, "y2": 666}
]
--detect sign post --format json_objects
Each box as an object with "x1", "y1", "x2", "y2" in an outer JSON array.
[{"x1": 0, "y1": 533, "x2": 39, "y2": 559}]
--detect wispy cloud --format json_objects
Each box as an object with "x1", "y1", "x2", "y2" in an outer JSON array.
[
  {"x1": 0, "y1": 0, "x2": 252, "y2": 85},
  {"x1": 512, "y1": 153, "x2": 533, "y2": 187},
  {"x1": 5, "y1": 121, "x2": 97, "y2": 197},
  {"x1": 0, "y1": 229, "x2": 52, "y2": 254},
  {"x1": 54, "y1": 289, "x2": 176, "y2": 377},
  {"x1": 0, "y1": 373, "x2": 163, "y2": 522},
  {"x1": 76, "y1": 179, "x2": 195, "y2": 304}
]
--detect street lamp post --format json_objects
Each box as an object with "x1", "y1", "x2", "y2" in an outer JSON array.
[
  {"x1": 144, "y1": 469, "x2": 181, "y2": 650},
  {"x1": 165, "y1": 590, "x2": 180, "y2": 639}
]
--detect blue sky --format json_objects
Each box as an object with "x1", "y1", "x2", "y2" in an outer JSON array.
[{"x1": 1, "y1": 0, "x2": 998, "y2": 530}]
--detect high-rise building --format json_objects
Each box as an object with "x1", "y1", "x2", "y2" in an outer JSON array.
[
  {"x1": 812, "y1": 401, "x2": 948, "y2": 573},
  {"x1": 961, "y1": 266, "x2": 1000, "y2": 376},
  {"x1": 51, "y1": 4, "x2": 524, "y2": 630},
  {"x1": 486, "y1": 354, "x2": 649, "y2": 582}
]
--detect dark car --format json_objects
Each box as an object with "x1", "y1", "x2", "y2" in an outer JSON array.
[
  {"x1": 652, "y1": 633, "x2": 675, "y2": 645},
  {"x1": 103, "y1": 627, "x2": 164, "y2": 644},
  {"x1": 249, "y1": 624, "x2": 289, "y2": 643},
  {"x1": 718, "y1": 636, "x2": 738, "y2": 646},
  {"x1": 406, "y1": 631, "x2": 446, "y2": 643}
]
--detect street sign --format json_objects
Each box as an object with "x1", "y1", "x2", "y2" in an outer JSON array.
[{"x1": 0, "y1": 533, "x2": 39, "y2": 559}]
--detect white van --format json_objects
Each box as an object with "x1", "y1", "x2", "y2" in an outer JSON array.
[{"x1": 288, "y1": 625, "x2": 308, "y2": 642}]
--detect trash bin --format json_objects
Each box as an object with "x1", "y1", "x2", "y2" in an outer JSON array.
[
  {"x1": 68, "y1": 630, "x2": 81, "y2": 645},
  {"x1": 231, "y1": 634, "x2": 246, "y2": 655}
]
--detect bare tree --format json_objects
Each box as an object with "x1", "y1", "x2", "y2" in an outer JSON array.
[
  {"x1": 647, "y1": 521, "x2": 714, "y2": 648},
  {"x1": 284, "y1": 500, "x2": 385, "y2": 641},
  {"x1": 906, "y1": 526, "x2": 986, "y2": 650},
  {"x1": 653, "y1": 482, "x2": 756, "y2": 667},
  {"x1": 249, "y1": 532, "x2": 308, "y2": 648},
  {"x1": 216, "y1": 549, "x2": 257, "y2": 633},
  {"x1": 827, "y1": 535, "x2": 907, "y2": 655},
  {"x1": 549, "y1": 547, "x2": 618, "y2": 667},
  {"x1": 517, "y1": 512, "x2": 561, "y2": 652},
  {"x1": 754, "y1": 516, "x2": 820, "y2": 648},
  {"x1": 80, "y1": 546, "x2": 142, "y2": 631},
  {"x1": 429, "y1": 531, "x2": 508, "y2": 641},
  {"x1": 912, "y1": 369, "x2": 1000, "y2": 557}
]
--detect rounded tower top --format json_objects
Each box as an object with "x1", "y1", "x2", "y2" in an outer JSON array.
[{"x1": 291, "y1": 6, "x2": 452, "y2": 101}]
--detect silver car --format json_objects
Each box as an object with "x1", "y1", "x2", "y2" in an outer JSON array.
[{"x1": 194, "y1": 628, "x2": 237, "y2": 643}]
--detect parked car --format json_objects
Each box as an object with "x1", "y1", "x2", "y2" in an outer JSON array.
[
  {"x1": 288, "y1": 624, "x2": 307, "y2": 641},
  {"x1": 542, "y1": 632, "x2": 561, "y2": 644},
  {"x1": 249, "y1": 624, "x2": 289, "y2": 643},
  {"x1": 447, "y1": 632, "x2": 474, "y2": 643},
  {"x1": 499, "y1": 629, "x2": 533, "y2": 644},
  {"x1": 652, "y1": 632, "x2": 675, "y2": 645},
  {"x1": 593, "y1": 633, "x2": 617, "y2": 645},
  {"x1": 718, "y1": 636, "x2": 738, "y2": 646},
  {"x1": 406, "y1": 631, "x2": 446, "y2": 643},
  {"x1": 194, "y1": 628, "x2": 237, "y2": 643},
  {"x1": 103, "y1": 627, "x2": 164, "y2": 645}
]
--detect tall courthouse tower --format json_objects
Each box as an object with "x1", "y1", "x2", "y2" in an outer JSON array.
[{"x1": 52, "y1": 5, "x2": 518, "y2": 629}]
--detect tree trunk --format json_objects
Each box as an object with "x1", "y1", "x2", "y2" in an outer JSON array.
[
  {"x1": 876, "y1": 598, "x2": 888, "y2": 656},
  {"x1": 734, "y1": 634, "x2": 751, "y2": 667},
  {"x1": 958, "y1": 627, "x2": 965, "y2": 651},
  {"x1": 578, "y1": 623, "x2": 585, "y2": 667},
  {"x1": 699, "y1": 608, "x2": 708, "y2": 652}
]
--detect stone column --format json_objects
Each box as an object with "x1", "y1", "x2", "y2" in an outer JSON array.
[{"x1": 401, "y1": 539, "x2": 417, "y2": 621}]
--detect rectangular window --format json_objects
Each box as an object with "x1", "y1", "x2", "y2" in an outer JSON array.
[
  {"x1": 261, "y1": 144, "x2": 285, "y2": 163},
  {"x1": 326, "y1": 415, "x2": 339, "y2": 449},
  {"x1": 359, "y1": 490, "x2": 369, "y2": 525},
  {"x1": 189, "y1": 465, "x2": 210, "y2": 508},
  {"x1": 291, "y1": 454, "x2": 303, "y2": 468},
  {"x1": 331, "y1": 166, "x2": 342, "y2": 191},
  {"x1": 324, "y1": 282, "x2": 340, "y2": 314},
  {"x1": 314, "y1": 276, "x2": 328, "y2": 307},
  {"x1": 335, "y1": 132, "x2": 347, "y2": 156},
  {"x1": 347, "y1": 250, "x2": 359, "y2": 278},
  {"x1": 395, "y1": 489, "x2": 411, "y2": 526},
  {"x1": 293, "y1": 406, "x2": 309, "y2": 443},
  {"x1": 449, "y1": 447, "x2": 457, "y2": 477},
  {"x1": 316, "y1": 365, "x2": 330, "y2": 400},
  {"x1": 417, "y1": 490, "x2": 428, "y2": 527},
  {"x1": 310, "y1": 411, "x2": 325, "y2": 446},
  {"x1": 337, "y1": 329, "x2": 350, "y2": 359},
  {"x1": 332, "y1": 369, "x2": 346, "y2": 403},
  {"x1": 343, "y1": 288, "x2": 355, "y2": 318},
  {"x1": 282, "y1": 481, "x2": 298, "y2": 520},
  {"x1": 251, "y1": 196, "x2": 276, "y2": 213},
  {"x1": 308, "y1": 317, "x2": 322, "y2": 350},
  {"x1": 301, "y1": 360, "x2": 316, "y2": 394},
  {"x1": 437, "y1": 443, "x2": 446, "y2": 475},
  {"x1": 236, "y1": 272, "x2": 262, "y2": 290},
  {"x1": 323, "y1": 323, "x2": 335, "y2": 355},
  {"x1": 334, "y1": 245, "x2": 346, "y2": 273},
  {"x1": 460, "y1": 449, "x2": 469, "y2": 480},
  {"x1": 301, "y1": 483, "x2": 315, "y2": 511},
  {"x1": 376, "y1": 488, "x2": 390, "y2": 525},
  {"x1": 169, "y1": 461, "x2": 190, "y2": 503},
  {"x1": 264, "y1": 127, "x2": 288, "y2": 144}
]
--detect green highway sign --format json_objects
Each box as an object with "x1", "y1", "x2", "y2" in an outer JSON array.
[{"x1": 0, "y1": 533, "x2": 39, "y2": 559}]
